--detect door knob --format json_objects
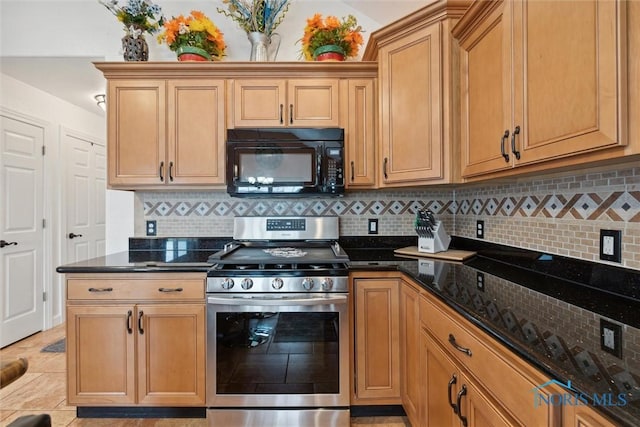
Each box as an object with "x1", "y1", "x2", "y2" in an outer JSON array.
[
  {"x1": 0, "y1": 240, "x2": 18, "y2": 248},
  {"x1": 68, "y1": 233, "x2": 83, "y2": 239}
]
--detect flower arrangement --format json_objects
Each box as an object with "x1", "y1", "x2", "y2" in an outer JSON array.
[
  {"x1": 218, "y1": 0, "x2": 290, "y2": 36},
  {"x1": 99, "y1": 0, "x2": 164, "y2": 36},
  {"x1": 300, "y1": 14, "x2": 364, "y2": 61},
  {"x1": 158, "y1": 11, "x2": 226, "y2": 61}
]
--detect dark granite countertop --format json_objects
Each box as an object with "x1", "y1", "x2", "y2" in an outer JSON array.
[
  {"x1": 56, "y1": 235, "x2": 640, "y2": 425},
  {"x1": 341, "y1": 236, "x2": 640, "y2": 427}
]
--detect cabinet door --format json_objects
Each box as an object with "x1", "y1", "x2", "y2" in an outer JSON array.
[
  {"x1": 232, "y1": 79, "x2": 287, "y2": 127},
  {"x1": 400, "y1": 281, "x2": 421, "y2": 426},
  {"x1": 353, "y1": 278, "x2": 401, "y2": 402},
  {"x1": 107, "y1": 80, "x2": 166, "y2": 186},
  {"x1": 379, "y1": 22, "x2": 443, "y2": 185},
  {"x1": 421, "y1": 330, "x2": 459, "y2": 427},
  {"x1": 344, "y1": 79, "x2": 376, "y2": 188},
  {"x1": 513, "y1": 0, "x2": 625, "y2": 164},
  {"x1": 287, "y1": 79, "x2": 340, "y2": 127},
  {"x1": 67, "y1": 305, "x2": 135, "y2": 405},
  {"x1": 458, "y1": 372, "x2": 515, "y2": 427},
  {"x1": 167, "y1": 80, "x2": 225, "y2": 185},
  {"x1": 137, "y1": 304, "x2": 206, "y2": 406},
  {"x1": 563, "y1": 404, "x2": 618, "y2": 427},
  {"x1": 459, "y1": 1, "x2": 514, "y2": 178}
]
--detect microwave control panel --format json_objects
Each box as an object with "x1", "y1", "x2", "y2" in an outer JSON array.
[{"x1": 326, "y1": 147, "x2": 344, "y2": 189}]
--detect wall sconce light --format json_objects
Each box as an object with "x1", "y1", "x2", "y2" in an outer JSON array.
[{"x1": 94, "y1": 94, "x2": 106, "y2": 111}]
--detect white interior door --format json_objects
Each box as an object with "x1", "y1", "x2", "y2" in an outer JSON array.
[
  {"x1": 0, "y1": 115, "x2": 44, "y2": 347},
  {"x1": 65, "y1": 131, "x2": 106, "y2": 263}
]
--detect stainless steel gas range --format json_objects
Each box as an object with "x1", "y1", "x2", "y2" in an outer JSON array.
[{"x1": 205, "y1": 216, "x2": 350, "y2": 427}]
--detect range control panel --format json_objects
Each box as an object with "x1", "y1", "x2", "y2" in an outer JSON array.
[{"x1": 266, "y1": 218, "x2": 306, "y2": 231}]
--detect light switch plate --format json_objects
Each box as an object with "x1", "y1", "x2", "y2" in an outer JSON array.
[
  {"x1": 599, "y1": 229, "x2": 621, "y2": 262},
  {"x1": 368, "y1": 218, "x2": 378, "y2": 235}
]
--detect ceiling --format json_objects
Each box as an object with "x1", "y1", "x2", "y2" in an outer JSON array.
[{"x1": 0, "y1": 1, "x2": 428, "y2": 116}]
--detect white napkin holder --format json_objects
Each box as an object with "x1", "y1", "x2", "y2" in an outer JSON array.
[{"x1": 417, "y1": 222, "x2": 451, "y2": 253}]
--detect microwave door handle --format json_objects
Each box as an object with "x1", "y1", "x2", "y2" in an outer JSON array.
[
  {"x1": 233, "y1": 164, "x2": 239, "y2": 182},
  {"x1": 317, "y1": 153, "x2": 323, "y2": 186}
]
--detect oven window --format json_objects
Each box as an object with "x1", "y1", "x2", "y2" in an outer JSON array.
[
  {"x1": 216, "y1": 311, "x2": 339, "y2": 394},
  {"x1": 238, "y1": 149, "x2": 315, "y2": 184}
]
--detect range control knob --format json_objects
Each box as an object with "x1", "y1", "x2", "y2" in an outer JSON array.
[
  {"x1": 240, "y1": 278, "x2": 253, "y2": 290},
  {"x1": 271, "y1": 278, "x2": 284, "y2": 290},
  {"x1": 302, "y1": 278, "x2": 315, "y2": 291},
  {"x1": 321, "y1": 278, "x2": 334, "y2": 291},
  {"x1": 221, "y1": 278, "x2": 234, "y2": 290}
]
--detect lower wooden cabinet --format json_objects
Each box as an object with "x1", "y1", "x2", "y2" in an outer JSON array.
[
  {"x1": 419, "y1": 292, "x2": 561, "y2": 427},
  {"x1": 351, "y1": 273, "x2": 401, "y2": 404},
  {"x1": 420, "y1": 329, "x2": 514, "y2": 427},
  {"x1": 65, "y1": 274, "x2": 206, "y2": 406},
  {"x1": 400, "y1": 280, "x2": 421, "y2": 425},
  {"x1": 563, "y1": 405, "x2": 619, "y2": 427}
]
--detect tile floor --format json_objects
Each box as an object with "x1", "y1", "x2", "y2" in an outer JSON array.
[{"x1": 1, "y1": 325, "x2": 410, "y2": 427}]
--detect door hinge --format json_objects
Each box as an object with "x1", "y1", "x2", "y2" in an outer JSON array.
[
  {"x1": 43, "y1": 291, "x2": 47, "y2": 302},
  {"x1": 42, "y1": 145, "x2": 45, "y2": 156},
  {"x1": 42, "y1": 219, "x2": 46, "y2": 229}
]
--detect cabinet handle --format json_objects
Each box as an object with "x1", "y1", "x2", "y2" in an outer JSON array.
[
  {"x1": 88, "y1": 287, "x2": 113, "y2": 293},
  {"x1": 159, "y1": 161, "x2": 165, "y2": 182},
  {"x1": 289, "y1": 104, "x2": 293, "y2": 124},
  {"x1": 511, "y1": 125, "x2": 521, "y2": 160},
  {"x1": 448, "y1": 333, "x2": 472, "y2": 357},
  {"x1": 456, "y1": 384, "x2": 468, "y2": 427},
  {"x1": 447, "y1": 373, "x2": 458, "y2": 414},
  {"x1": 138, "y1": 310, "x2": 144, "y2": 334},
  {"x1": 169, "y1": 161, "x2": 174, "y2": 182},
  {"x1": 383, "y1": 157, "x2": 388, "y2": 180},
  {"x1": 350, "y1": 161, "x2": 355, "y2": 181},
  {"x1": 158, "y1": 287, "x2": 183, "y2": 293},
  {"x1": 500, "y1": 130, "x2": 510, "y2": 163},
  {"x1": 279, "y1": 104, "x2": 283, "y2": 124},
  {"x1": 126, "y1": 310, "x2": 133, "y2": 334}
]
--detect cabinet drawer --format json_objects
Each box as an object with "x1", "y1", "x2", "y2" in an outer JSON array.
[
  {"x1": 419, "y1": 293, "x2": 559, "y2": 426},
  {"x1": 67, "y1": 276, "x2": 204, "y2": 301}
]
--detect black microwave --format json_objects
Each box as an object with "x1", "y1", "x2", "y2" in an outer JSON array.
[{"x1": 226, "y1": 128, "x2": 345, "y2": 197}]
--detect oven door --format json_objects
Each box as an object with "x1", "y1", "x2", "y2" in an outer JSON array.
[{"x1": 206, "y1": 293, "x2": 349, "y2": 408}]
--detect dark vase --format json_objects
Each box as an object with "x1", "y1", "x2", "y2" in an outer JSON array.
[{"x1": 122, "y1": 35, "x2": 149, "y2": 61}]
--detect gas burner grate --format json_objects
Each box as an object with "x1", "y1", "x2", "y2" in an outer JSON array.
[{"x1": 262, "y1": 247, "x2": 308, "y2": 258}]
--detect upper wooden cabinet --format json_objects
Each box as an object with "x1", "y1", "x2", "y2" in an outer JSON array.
[
  {"x1": 342, "y1": 78, "x2": 377, "y2": 188},
  {"x1": 230, "y1": 79, "x2": 340, "y2": 128},
  {"x1": 453, "y1": 0, "x2": 629, "y2": 179},
  {"x1": 363, "y1": 0, "x2": 470, "y2": 186},
  {"x1": 106, "y1": 78, "x2": 225, "y2": 188},
  {"x1": 96, "y1": 62, "x2": 377, "y2": 190}
]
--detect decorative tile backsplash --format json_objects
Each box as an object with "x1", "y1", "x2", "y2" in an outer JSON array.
[{"x1": 137, "y1": 162, "x2": 640, "y2": 270}]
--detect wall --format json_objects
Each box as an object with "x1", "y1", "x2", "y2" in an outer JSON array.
[
  {"x1": 136, "y1": 187, "x2": 454, "y2": 238},
  {"x1": 137, "y1": 160, "x2": 640, "y2": 271},
  {"x1": 0, "y1": 73, "x2": 131, "y2": 328}
]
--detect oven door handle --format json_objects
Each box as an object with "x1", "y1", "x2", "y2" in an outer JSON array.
[{"x1": 207, "y1": 295, "x2": 347, "y2": 306}]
